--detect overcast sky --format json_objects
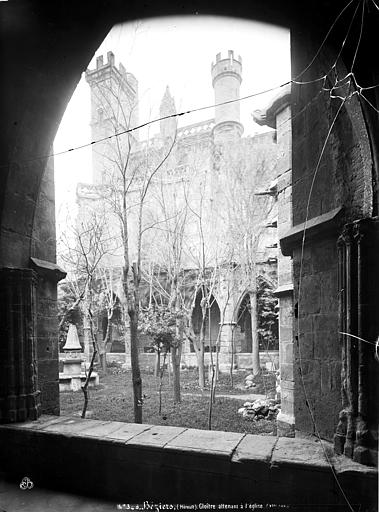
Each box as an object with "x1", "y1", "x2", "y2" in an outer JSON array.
[{"x1": 54, "y1": 15, "x2": 290, "y2": 222}]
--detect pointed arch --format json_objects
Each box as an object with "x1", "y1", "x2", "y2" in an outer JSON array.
[
  {"x1": 234, "y1": 291, "x2": 253, "y2": 353},
  {"x1": 191, "y1": 287, "x2": 221, "y2": 352}
]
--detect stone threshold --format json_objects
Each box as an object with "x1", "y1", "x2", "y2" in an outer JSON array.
[{"x1": 0, "y1": 415, "x2": 376, "y2": 508}]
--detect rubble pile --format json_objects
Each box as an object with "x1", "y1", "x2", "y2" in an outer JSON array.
[
  {"x1": 244, "y1": 374, "x2": 257, "y2": 389},
  {"x1": 238, "y1": 398, "x2": 280, "y2": 421}
]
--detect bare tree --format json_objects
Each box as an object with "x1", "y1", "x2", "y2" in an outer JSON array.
[
  {"x1": 90, "y1": 75, "x2": 177, "y2": 422},
  {"x1": 58, "y1": 208, "x2": 117, "y2": 416},
  {"x1": 141, "y1": 170, "x2": 193, "y2": 402},
  {"x1": 218, "y1": 142, "x2": 278, "y2": 376},
  {"x1": 96, "y1": 268, "x2": 119, "y2": 372}
]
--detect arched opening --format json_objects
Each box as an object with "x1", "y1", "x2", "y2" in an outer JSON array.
[
  {"x1": 54, "y1": 15, "x2": 290, "y2": 418},
  {"x1": 98, "y1": 293, "x2": 124, "y2": 353},
  {"x1": 1, "y1": 7, "x2": 378, "y2": 504},
  {"x1": 256, "y1": 275, "x2": 278, "y2": 351},
  {"x1": 236, "y1": 293, "x2": 253, "y2": 353},
  {"x1": 191, "y1": 289, "x2": 221, "y2": 352}
]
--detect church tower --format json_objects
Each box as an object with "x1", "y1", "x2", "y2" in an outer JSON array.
[
  {"x1": 211, "y1": 50, "x2": 243, "y2": 143},
  {"x1": 85, "y1": 51, "x2": 139, "y2": 184},
  {"x1": 159, "y1": 86, "x2": 177, "y2": 140}
]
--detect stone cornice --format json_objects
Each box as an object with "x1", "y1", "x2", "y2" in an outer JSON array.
[
  {"x1": 280, "y1": 207, "x2": 343, "y2": 256},
  {"x1": 274, "y1": 283, "x2": 294, "y2": 297},
  {"x1": 253, "y1": 84, "x2": 291, "y2": 129},
  {"x1": 30, "y1": 257, "x2": 67, "y2": 282}
]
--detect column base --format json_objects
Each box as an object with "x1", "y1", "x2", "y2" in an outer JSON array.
[
  {"x1": 333, "y1": 432, "x2": 346, "y2": 455},
  {"x1": 0, "y1": 391, "x2": 41, "y2": 423},
  {"x1": 277, "y1": 411, "x2": 295, "y2": 437},
  {"x1": 353, "y1": 445, "x2": 377, "y2": 467}
]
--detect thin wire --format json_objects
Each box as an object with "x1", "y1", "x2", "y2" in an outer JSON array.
[
  {"x1": 296, "y1": 94, "x2": 356, "y2": 512},
  {"x1": 293, "y1": 0, "x2": 358, "y2": 80},
  {"x1": 292, "y1": 76, "x2": 328, "y2": 85},
  {"x1": 360, "y1": 82, "x2": 379, "y2": 90},
  {"x1": 0, "y1": 0, "x2": 370, "y2": 171},
  {"x1": 0, "y1": 0, "x2": 370, "y2": 170},
  {"x1": 359, "y1": 91, "x2": 379, "y2": 113},
  {"x1": 276, "y1": 1, "x2": 374, "y2": 499},
  {"x1": 332, "y1": 0, "x2": 362, "y2": 68},
  {"x1": 371, "y1": 0, "x2": 379, "y2": 10},
  {"x1": 294, "y1": 0, "x2": 364, "y2": 93},
  {"x1": 276, "y1": 84, "x2": 327, "y2": 130},
  {"x1": 4, "y1": 72, "x2": 370, "y2": 171},
  {"x1": 339, "y1": 332, "x2": 378, "y2": 347},
  {"x1": 351, "y1": 0, "x2": 366, "y2": 71},
  {"x1": 0, "y1": 81, "x2": 291, "y2": 170}
]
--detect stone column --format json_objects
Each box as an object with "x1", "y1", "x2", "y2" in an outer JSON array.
[
  {"x1": 352, "y1": 221, "x2": 370, "y2": 464},
  {"x1": 275, "y1": 286, "x2": 295, "y2": 437},
  {"x1": 334, "y1": 231, "x2": 349, "y2": 454},
  {"x1": 0, "y1": 268, "x2": 41, "y2": 422},
  {"x1": 218, "y1": 322, "x2": 235, "y2": 371},
  {"x1": 255, "y1": 93, "x2": 294, "y2": 436},
  {"x1": 275, "y1": 125, "x2": 294, "y2": 437},
  {"x1": 334, "y1": 220, "x2": 378, "y2": 466}
]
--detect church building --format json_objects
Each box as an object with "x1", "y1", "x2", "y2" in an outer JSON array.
[{"x1": 74, "y1": 50, "x2": 285, "y2": 372}]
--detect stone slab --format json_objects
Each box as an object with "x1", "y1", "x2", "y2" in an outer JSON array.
[
  {"x1": 106, "y1": 422, "x2": 152, "y2": 441},
  {"x1": 0, "y1": 416, "x2": 376, "y2": 508},
  {"x1": 76, "y1": 420, "x2": 137, "y2": 439},
  {"x1": 163, "y1": 429, "x2": 245, "y2": 475},
  {"x1": 232, "y1": 434, "x2": 277, "y2": 464},
  {"x1": 0, "y1": 415, "x2": 64, "y2": 431},
  {"x1": 127, "y1": 425, "x2": 186, "y2": 448},
  {"x1": 271, "y1": 437, "x2": 330, "y2": 470},
  {"x1": 40, "y1": 417, "x2": 100, "y2": 435},
  {"x1": 165, "y1": 428, "x2": 244, "y2": 456}
]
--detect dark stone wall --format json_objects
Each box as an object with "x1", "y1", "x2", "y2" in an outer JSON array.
[
  {"x1": 290, "y1": 23, "x2": 376, "y2": 440},
  {"x1": 0, "y1": 3, "x2": 112, "y2": 415},
  {"x1": 291, "y1": 57, "x2": 372, "y2": 227},
  {"x1": 31, "y1": 161, "x2": 60, "y2": 414},
  {"x1": 293, "y1": 238, "x2": 341, "y2": 439},
  {"x1": 1, "y1": 418, "x2": 377, "y2": 508},
  {"x1": 0, "y1": 0, "x2": 377, "y2": 436},
  {"x1": 359, "y1": 219, "x2": 379, "y2": 440},
  {"x1": 0, "y1": 2, "x2": 113, "y2": 268}
]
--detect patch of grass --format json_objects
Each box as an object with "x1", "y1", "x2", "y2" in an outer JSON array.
[{"x1": 60, "y1": 368, "x2": 277, "y2": 435}]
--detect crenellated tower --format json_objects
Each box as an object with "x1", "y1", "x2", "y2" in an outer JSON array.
[
  {"x1": 211, "y1": 50, "x2": 243, "y2": 143},
  {"x1": 85, "y1": 51, "x2": 139, "y2": 184}
]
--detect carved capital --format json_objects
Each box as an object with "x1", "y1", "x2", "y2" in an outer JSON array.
[
  {"x1": 338, "y1": 224, "x2": 353, "y2": 246},
  {"x1": 352, "y1": 221, "x2": 365, "y2": 246}
]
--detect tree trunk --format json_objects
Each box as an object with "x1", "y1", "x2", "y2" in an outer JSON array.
[
  {"x1": 83, "y1": 312, "x2": 91, "y2": 363},
  {"x1": 154, "y1": 349, "x2": 161, "y2": 379},
  {"x1": 99, "y1": 351, "x2": 107, "y2": 373},
  {"x1": 129, "y1": 308, "x2": 142, "y2": 423},
  {"x1": 187, "y1": 328, "x2": 205, "y2": 389},
  {"x1": 159, "y1": 351, "x2": 168, "y2": 415},
  {"x1": 171, "y1": 343, "x2": 182, "y2": 403},
  {"x1": 195, "y1": 342, "x2": 205, "y2": 390},
  {"x1": 81, "y1": 301, "x2": 98, "y2": 419},
  {"x1": 250, "y1": 291, "x2": 260, "y2": 375},
  {"x1": 167, "y1": 354, "x2": 171, "y2": 385},
  {"x1": 98, "y1": 319, "x2": 112, "y2": 374}
]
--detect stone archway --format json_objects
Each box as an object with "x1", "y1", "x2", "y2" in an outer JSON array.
[
  {"x1": 235, "y1": 293, "x2": 253, "y2": 353},
  {"x1": 0, "y1": 0, "x2": 378, "y2": 469},
  {"x1": 191, "y1": 289, "x2": 221, "y2": 352}
]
